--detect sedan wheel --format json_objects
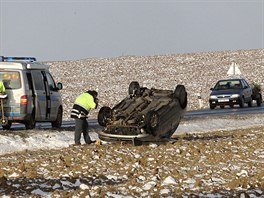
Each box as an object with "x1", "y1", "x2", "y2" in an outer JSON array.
[
  {"x1": 239, "y1": 98, "x2": 245, "y2": 108},
  {"x1": 146, "y1": 111, "x2": 159, "y2": 136},
  {"x1": 174, "y1": 85, "x2": 187, "y2": 109},
  {"x1": 98, "y1": 106, "x2": 112, "y2": 127},
  {"x1": 128, "y1": 81, "x2": 141, "y2": 96}
]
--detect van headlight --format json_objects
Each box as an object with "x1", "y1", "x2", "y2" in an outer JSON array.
[
  {"x1": 230, "y1": 94, "x2": 240, "y2": 98},
  {"x1": 210, "y1": 95, "x2": 217, "y2": 99}
]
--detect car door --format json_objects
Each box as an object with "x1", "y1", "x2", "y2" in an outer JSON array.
[
  {"x1": 241, "y1": 79, "x2": 252, "y2": 102},
  {"x1": 31, "y1": 70, "x2": 47, "y2": 121}
]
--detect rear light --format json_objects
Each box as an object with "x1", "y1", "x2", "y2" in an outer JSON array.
[{"x1": 20, "y1": 95, "x2": 28, "y2": 105}]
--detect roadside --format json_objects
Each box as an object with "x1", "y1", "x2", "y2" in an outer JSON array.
[{"x1": 0, "y1": 113, "x2": 263, "y2": 156}]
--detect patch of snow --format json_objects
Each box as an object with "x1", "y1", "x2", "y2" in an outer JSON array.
[{"x1": 162, "y1": 176, "x2": 177, "y2": 185}]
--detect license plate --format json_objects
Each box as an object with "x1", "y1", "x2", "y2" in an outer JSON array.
[{"x1": 218, "y1": 99, "x2": 229, "y2": 102}]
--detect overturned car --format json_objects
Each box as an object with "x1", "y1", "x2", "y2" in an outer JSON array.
[{"x1": 97, "y1": 81, "x2": 187, "y2": 145}]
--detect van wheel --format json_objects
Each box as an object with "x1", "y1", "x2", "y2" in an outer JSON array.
[
  {"x1": 52, "y1": 108, "x2": 63, "y2": 128},
  {"x1": 2, "y1": 121, "x2": 12, "y2": 130},
  {"x1": 25, "y1": 114, "x2": 36, "y2": 129}
]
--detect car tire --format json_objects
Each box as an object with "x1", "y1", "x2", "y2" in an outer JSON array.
[
  {"x1": 247, "y1": 99, "x2": 253, "y2": 107},
  {"x1": 25, "y1": 113, "x2": 36, "y2": 130},
  {"x1": 230, "y1": 104, "x2": 234, "y2": 108},
  {"x1": 146, "y1": 111, "x2": 159, "y2": 136},
  {"x1": 128, "y1": 81, "x2": 141, "y2": 96},
  {"x1": 98, "y1": 106, "x2": 112, "y2": 127},
  {"x1": 174, "y1": 85, "x2": 187, "y2": 109},
  {"x1": 210, "y1": 104, "x2": 216, "y2": 110},
  {"x1": 239, "y1": 97, "x2": 245, "y2": 108},
  {"x1": 220, "y1": 105, "x2": 224, "y2": 109},
  {"x1": 256, "y1": 94, "x2": 262, "y2": 106},
  {"x1": 2, "y1": 121, "x2": 12, "y2": 130},
  {"x1": 52, "y1": 108, "x2": 63, "y2": 128}
]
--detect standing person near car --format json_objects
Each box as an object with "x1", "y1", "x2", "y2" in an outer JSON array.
[{"x1": 70, "y1": 90, "x2": 99, "y2": 145}]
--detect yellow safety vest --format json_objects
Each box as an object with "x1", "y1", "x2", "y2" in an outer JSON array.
[
  {"x1": 74, "y1": 92, "x2": 96, "y2": 111},
  {"x1": 0, "y1": 81, "x2": 5, "y2": 93}
]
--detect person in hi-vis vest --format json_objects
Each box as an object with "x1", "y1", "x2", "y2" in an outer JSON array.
[{"x1": 70, "y1": 90, "x2": 98, "y2": 145}]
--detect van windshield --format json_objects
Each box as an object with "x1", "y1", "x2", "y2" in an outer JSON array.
[{"x1": 0, "y1": 71, "x2": 21, "y2": 89}]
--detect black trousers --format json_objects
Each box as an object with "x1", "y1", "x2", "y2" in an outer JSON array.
[{"x1": 74, "y1": 118, "x2": 92, "y2": 144}]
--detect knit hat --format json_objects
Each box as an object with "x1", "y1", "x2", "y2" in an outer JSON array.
[{"x1": 86, "y1": 90, "x2": 98, "y2": 99}]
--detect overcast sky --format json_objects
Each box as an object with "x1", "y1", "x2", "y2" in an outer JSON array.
[{"x1": 0, "y1": 0, "x2": 263, "y2": 61}]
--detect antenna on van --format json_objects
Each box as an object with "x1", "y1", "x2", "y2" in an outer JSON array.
[{"x1": 0, "y1": 56, "x2": 37, "y2": 62}]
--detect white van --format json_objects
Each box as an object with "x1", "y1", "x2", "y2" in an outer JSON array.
[{"x1": 0, "y1": 56, "x2": 63, "y2": 129}]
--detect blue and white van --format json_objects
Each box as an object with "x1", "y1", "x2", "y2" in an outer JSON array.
[{"x1": 0, "y1": 56, "x2": 63, "y2": 129}]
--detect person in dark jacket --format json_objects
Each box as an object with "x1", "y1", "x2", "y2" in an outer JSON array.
[{"x1": 70, "y1": 90, "x2": 98, "y2": 145}]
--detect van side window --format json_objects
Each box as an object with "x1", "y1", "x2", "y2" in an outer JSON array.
[
  {"x1": 31, "y1": 71, "x2": 45, "y2": 90},
  {"x1": 46, "y1": 72, "x2": 56, "y2": 91}
]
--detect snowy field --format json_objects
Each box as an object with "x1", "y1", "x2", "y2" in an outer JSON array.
[
  {"x1": 0, "y1": 114, "x2": 263, "y2": 156},
  {"x1": 0, "y1": 49, "x2": 263, "y2": 197},
  {"x1": 0, "y1": 114, "x2": 264, "y2": 155},
  {"x1": 0, "y1": 114, "x2": 263, "y2": 197}
]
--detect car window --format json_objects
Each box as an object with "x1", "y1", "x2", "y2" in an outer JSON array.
[
  {"x1": 0, "y1": 71, "x2": 21, "y2": 89},
  {"x1": 46, "y1": 72, "x2": 57, "y2": 91},
  {"x1": 214, "y1": 80, "x2": 241, "y2": 90},
  {"x1": 31, "y1": 71, "x2": 45, "y2": 90},
  {"x1": 242, "y1": 80, "x2": 250, "y2": 88}
]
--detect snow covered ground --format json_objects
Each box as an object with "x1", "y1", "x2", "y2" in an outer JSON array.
[
  {"x1": 0, "y1": 114, "x2": 263, "y2": 156},
  {"x1": 0, "y1": 49, "x2": 263, "y2": 197},
  {"x1": 0, "y1": 114, "x2": 263, "y2": 197}
]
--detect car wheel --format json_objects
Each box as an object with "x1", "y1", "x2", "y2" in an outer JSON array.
[
  {"x1": 220, "y1": 105, "x2": 224, "y2": 109},
  {"x1": 25, "y1": 113, "x2": 36, "y2": 130},
  {"x1": 52, "y1": 108, "x2": 63, "y2": 128},
  {"x1": 230, "y1": 104, "x2": 234, "y2": 108},
  {"x1": 239, "y1": 97, "x2": 245, "y2": 108},
  {"x1": 128, "y1": 81, "x2": 141, "y2": 96},
  {"x1": 174, "y1": 85, "x2": 187, "y2": 109},
  {"x1": 247, "y1": 99, "x2": 253, "y2": 107},
  {"x1": 256, "y1": 94, "x2": 262, "y2": 106},
  {"x1": 209, "y1": 104, "x2": 216, "y2": 110},
  {"x1": 146, "y1": 111, "x2": 159, "y2": 136},
  {"x1": 2, "y1": 121, "x2": 12, "y2": 130},
  {"x1": 98, "y1": 106, "x2": 112, "y2": 127}
]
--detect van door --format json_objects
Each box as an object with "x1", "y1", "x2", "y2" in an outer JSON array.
[
  {"x1": 31, "y1": 70, "x2": 47, "y2": 121},
  {"x1": 45, "y1": 72, "x2": 61, "y2": 120}
]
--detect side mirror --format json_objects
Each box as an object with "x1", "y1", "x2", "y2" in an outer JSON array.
[
  {"x1": 57, "y1": 82, "x2": 63, "y2": 90},
  {"x1": 210, "y1": 88, "x2": 214, "y2": 91}
]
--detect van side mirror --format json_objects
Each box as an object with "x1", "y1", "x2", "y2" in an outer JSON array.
[{"x1": 57, "y1": 82, "x2": 63, "y2": 90}]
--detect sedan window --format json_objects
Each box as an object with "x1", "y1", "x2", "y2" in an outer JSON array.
[{"x1": 214, "y1": 80, "x2": 241, "y2": 90}]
